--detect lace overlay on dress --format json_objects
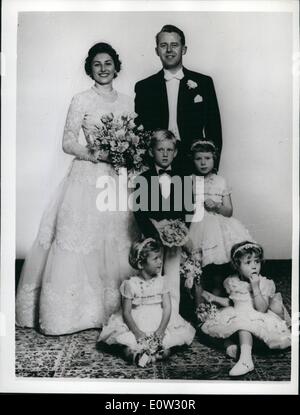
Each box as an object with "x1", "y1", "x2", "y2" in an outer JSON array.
[{"x1": 16, "y1": 87, "x2": 139, "y2": 335}]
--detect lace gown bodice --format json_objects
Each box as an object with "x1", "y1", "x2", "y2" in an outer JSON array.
[{"x1": 63, "y1": 86, "x2": 134, "y2": 154}]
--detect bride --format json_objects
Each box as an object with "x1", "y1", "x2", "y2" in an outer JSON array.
[{"x1": 16, "y1": 42, "x2": 139, "y2": 335}]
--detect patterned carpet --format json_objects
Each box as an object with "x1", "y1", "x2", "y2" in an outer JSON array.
[{"x1": 15, "y1": 261, "x2": 291, "y2": 380}]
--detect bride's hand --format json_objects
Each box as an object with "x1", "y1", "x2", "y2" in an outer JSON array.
[{"x1": 97, "y1": 148, "x2": 110, "y2": 162}]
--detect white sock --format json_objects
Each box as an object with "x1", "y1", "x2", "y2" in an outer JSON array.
[
  {"x1": 240, "y1": 344, "x2": 253, "y2": 364},
  {"x1": 229, "y1": 344, "x2": 254, "y2": 376}
]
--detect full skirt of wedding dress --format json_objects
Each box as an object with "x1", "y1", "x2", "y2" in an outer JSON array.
[{"x1": 16, "y1": 159, "x2": 139, "y2": 335}]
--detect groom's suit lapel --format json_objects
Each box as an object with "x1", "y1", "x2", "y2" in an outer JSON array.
[
  {"x1": 177, "y1": 67, "x2": 190, "y2": 126},
  {"x1": 155, "y1": 70, "x2": 169, "y2": 126}
]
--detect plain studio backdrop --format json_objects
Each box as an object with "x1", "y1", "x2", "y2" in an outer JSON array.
[{"x1": 16, "y1": 11, "x2": 293, "y2": 259}]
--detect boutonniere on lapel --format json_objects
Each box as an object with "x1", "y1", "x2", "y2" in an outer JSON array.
[
  {"x1": 187, "y1": 80, "x2": 198, "y2": 89},
  {"x1": 187, "y1": 80, "x2": 203, "y2": 104}
]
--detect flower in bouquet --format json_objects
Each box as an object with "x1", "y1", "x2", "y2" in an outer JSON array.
[
  {"x1": 196, "y1": 302, "x2": 218, "y2": 326},
  {"x1": 87, "y1": 112, "x2": 151, "y2": 174},
  {"x1": 135, "y1": 334, "x2": 164, "y2": 367},
  {"x1": 180, "y1": 249, "x2": 202, "y2": 289},
  {"x1": 180, "y1": 251, "x2": 194, "y2": 289},
  {"x1": 152, "y1": 219, "x2": 189, "y2": 248}
]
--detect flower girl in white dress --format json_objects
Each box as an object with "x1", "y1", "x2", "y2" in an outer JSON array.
[
  {"x1": 98, "y1": 238, "x2": 195, "y2": 366},
  {"x1": 200, "y1": 241, "x2": 291, "y2": 376},
  {"x1": 16, "y1": 43, "x2": 139, "y2": 335},
  {"x1": 188, "y1": 140, "x2": 255, "y2": 297}
]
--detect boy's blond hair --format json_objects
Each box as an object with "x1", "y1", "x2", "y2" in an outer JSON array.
[{"x1": 149, "y1": 129, "x2": 177, "y2": 149}]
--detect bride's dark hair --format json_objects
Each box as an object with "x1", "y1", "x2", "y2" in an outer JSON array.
[{"x1": 84, "y1": 42, "x2": 122, "y2": 78}]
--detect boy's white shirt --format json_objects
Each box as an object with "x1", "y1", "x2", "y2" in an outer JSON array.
[{"x1": 155, "y1": 164, "x2": 172, "y2": 198}]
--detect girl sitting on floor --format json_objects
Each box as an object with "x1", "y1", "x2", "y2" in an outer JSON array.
[
  {"x1": 199, "y1": 241, "x2": 291, "y2": 377},
  {"x1": 98, "y1": 238, "x2": 195, "y2": 367}
]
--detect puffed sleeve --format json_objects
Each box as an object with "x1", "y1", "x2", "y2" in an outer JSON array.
[
  {"x1": 120, "y1": 279, "x2": 134, "y2": 299},
  {"x1": 62, "y1": 94, "x2": 93, "y2": 161},
  {"x1": 259, "y1": 276, "x2": 276, "y2": 299},
  {"x1": 220, "y1": 176, "x2": 232, "y2": 196},
  {"x1": 160, "y1": 276, "x2": 170, "y2": 295},
  {"x1": 223, "y1": 276, "x2": 235, "y2": 294}
]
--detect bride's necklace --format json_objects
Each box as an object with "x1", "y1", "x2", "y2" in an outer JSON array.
[{"x1": 92, "y1": 84, "x2": 118, "y2": 102}]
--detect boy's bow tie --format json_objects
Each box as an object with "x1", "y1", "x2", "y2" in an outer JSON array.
[{"x1": 158, "y1": 168, "x2": 172, "y2": 176}]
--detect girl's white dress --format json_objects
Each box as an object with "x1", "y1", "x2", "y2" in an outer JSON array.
[
  {"x1": 16, "y1": 86, "x2": 139, "y2": 335},
  {"x1": 98, "y1": 275, "x2": 196, "y2": 350},
  {"x1": 189, "y1": 173, "x2": 254, "y2": 267},
  {"x1": 201, "y1": 275, "x2": 291, "y2": 349}
]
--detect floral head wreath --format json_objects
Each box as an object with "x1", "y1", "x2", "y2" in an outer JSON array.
[
  {"x1": 190, "y1": 140, "x2": 216, "y2": 151},
  {"x1": 137, "y1": 238, "x2": 156, "y2": 261},
  {"x1": 232, "y1": 242, "x2": 262, "y2": 259}
]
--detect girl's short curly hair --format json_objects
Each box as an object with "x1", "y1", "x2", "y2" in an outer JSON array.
[
  {"x1": 84, "y1": 42, "x2": 122, "y2": 79},
  {"x1": 189, "y1": 139, "x2": 219, "y2": 160},
  {"x1": 129, "y1": 238, "x2": 162, "y2": 270},
  {"x1": 231, "y1": 241, "x2": 264, "y2": 270},
  {"x1": 189, "y1": 139, "x2": 219, "y2": 173}
]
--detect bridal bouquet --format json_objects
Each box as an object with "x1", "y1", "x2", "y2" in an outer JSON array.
[
  {"x1": 180, "y1": 249, "x2": 202, "y2": 289},
  {"x1": 135, "y1": 334, "x2": 164, "y2": 367},
  {"x1": 87, "y1": 112, "x2": 151, "y2": 174},
  {"x1": 196, "y1": 302, "x2": 218, "y2": 325},
  {"x1": 151, "y1": 219, "x2": 189, "y2": 248}
]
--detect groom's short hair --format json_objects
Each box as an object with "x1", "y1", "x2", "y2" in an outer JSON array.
[{"x1": 155, "y1": 25, "x2": 186, "y2": 46}]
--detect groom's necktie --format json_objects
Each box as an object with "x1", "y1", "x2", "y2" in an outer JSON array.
[{"x1": 164, "y1": 69, "x2": 184, "y2": 141}]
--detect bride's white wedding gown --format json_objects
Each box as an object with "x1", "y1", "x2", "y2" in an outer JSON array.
[{"x1": 16, "y1": 86, "x2": 139, "y2": 335}]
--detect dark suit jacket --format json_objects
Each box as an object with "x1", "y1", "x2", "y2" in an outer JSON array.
[
  {"x1": 133, "y1": 165, "x2": 194, "y2": 239},
  {"x1": 134, "y1": 67, "x2": 222, "y2": 170}
]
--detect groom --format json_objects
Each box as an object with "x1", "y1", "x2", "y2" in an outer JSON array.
[{"x1": 134, "y1": 24, "x2": 222, "y2": 171}]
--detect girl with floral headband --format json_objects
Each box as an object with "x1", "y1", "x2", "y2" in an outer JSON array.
[
  {"x1": 200, "y1": 241, "x2": 291, "y2": 377},
  {"x1": 188, "y1": 140, "x2": 255, "y2": 298},
  {"x1": 98, "y1": 238, "x2": 195, "y2": 367}
]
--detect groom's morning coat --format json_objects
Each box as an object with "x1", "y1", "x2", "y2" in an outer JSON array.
[{"x1": 134, "y1": 67, "x2": 222, "y2": 164}]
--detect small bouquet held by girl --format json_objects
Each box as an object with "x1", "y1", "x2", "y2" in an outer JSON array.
[
  {"x1": 180, "y1": 249, "x2": 203, "y2": 290},
  {"x1": 135, "y1": 334, "x2": 164, "y2": 367},
  {"x1": 87, "y1": 112, "x2": 151, "y2": 174}
]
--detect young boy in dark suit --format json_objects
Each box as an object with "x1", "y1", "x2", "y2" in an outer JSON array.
[{"x1": 133, "y1": 129, "x2": 194, "y2": 313}]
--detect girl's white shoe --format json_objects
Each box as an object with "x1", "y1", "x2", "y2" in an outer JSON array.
[{"x1": 229, "y1": 360, "x2": 254, "y2": 377}]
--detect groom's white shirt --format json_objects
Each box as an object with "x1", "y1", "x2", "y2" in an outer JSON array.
[{"x1": 164, "y1": 68, "x2": 184, "y2": 141}]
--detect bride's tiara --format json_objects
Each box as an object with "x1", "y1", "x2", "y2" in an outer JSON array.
[
  {"x1": 190, "y1": 140, "x2": 216, "y2": 151},
  {"x1": 137, "y1": 238, "x2": 156, "y2": 259},
  {"x1": 232, "y1": 242, "x2": 262, "y2": 258}
]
